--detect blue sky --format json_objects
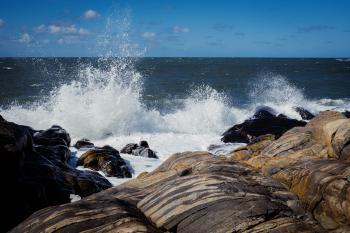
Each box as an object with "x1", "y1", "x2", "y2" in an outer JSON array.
[{"x1": 0, "y1": 0, "x2": 350, "y2": 57}]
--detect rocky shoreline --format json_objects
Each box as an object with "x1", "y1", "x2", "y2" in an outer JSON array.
[{"x1": 2, "y1": 108, "x2": 350, "y2": 232}]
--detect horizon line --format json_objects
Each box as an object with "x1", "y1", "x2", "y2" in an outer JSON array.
[{"x1": 0, "y1": 56, "x2": 349, "y2": 59}]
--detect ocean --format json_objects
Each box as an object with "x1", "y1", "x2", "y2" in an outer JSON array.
[{"x1": 1, "y1": 57, "x2": 350, "y2": 184}]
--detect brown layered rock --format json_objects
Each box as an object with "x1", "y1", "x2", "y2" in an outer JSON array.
[
  {"x1": 242, "y1": 111, "x2": 350, "y2": 231},
  {"x1": 77, "y1": 145, "x2": 132, "y2": 178},
  {"x1": 230, "y1": 134, "x2": 275, "y2": 160},
  {"x1": 272, "y1": 160, "x2": 350, "y2": 231},
  {"x1": 1, "y1": 116, "x2": 112, "y2": 232},
  {"x1": 12, "y1": 151, "x2": 325, "y2": 233},
  {"x1": 11, "y1": 198, "x2": 161, "y2": 233}
]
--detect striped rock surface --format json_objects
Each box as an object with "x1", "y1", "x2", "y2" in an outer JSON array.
[
  {"x1": 242, "y1": 111, "x2": 350, "y2": 231},
  {"x1": 11, "y1": 151, "x2": 325, "y2": 233}
]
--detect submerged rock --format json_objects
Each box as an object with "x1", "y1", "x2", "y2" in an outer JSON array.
[
  {"x1": 0, "y1": 117, "x2": 112, "y2": 232},
  {"x1": 221, "y1": 108, "x2": 306, "y2": 143},
  {"x1": 78, "y1": 145, "x2": 132, "y2": 178},
  {"x1": 121, "y1": 141, "x2": 158, "y2": 159}
]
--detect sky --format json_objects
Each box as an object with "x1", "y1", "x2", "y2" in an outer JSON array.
[{"x1": 0, "y1": 0, "x2": 350, "y2": 57}]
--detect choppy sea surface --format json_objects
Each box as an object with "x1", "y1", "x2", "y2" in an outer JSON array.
[{"x1": 1, "y1": 57, "x2": 349, "y2": 185}]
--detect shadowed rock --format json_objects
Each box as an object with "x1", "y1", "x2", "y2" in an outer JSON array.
[
  {"x1": 343, "y1": 110, "x2": 350, "y2": 118},
  {"x1": 1, "y1": 117, "x2": 112, "y2": 232},
  {"x1": 33, "y1": 125, "x2": 71, "y2": 147}
]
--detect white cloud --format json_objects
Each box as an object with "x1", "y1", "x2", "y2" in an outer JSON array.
[
  {"x1": 34, "y1": 24, "x2": 46, "y2": 33},
  {"x1": 34, "y1": 24, "x2": 90, "y2": 36},
  {"x1": 0, "y1": 19, "x2": 5, "y2": 28},
  {"x1": 57, "y1": 35, "x2": 81, "y2": 45},
  {"x1": 173, "y1": 26, "x2": 190, "y2": 33},
  {"x1": 82, "y1": 9, "x2": 99, "y2": 19},
  {"x1": 78, "y1": 28, "x2": 89, "y2": 35},
  {"x1": 142, "y1": 31, "x2": 156, "y2": 40},
  {"x1": 49, "y1": 25, "x2": 61, "y2": 34},
  {"x1": 18, "y1": 33, "x2": 32, "y2": 43}
]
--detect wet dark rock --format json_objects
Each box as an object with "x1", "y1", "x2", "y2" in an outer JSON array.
[
  {"x1": 121, "y1": 141, "x2": 158, "y2": 159},
  {"x1": 277, "y1": 113, "x2": 287, "y2": 118},
  {"x1": 77, "y1": 146, "x2": 132, "y2": 178},
  {"x1": 33, "y1": 125, "x2": 71, "y2": 147},
  {"x1": 294, "y1": 107, "x2": 315, "y2": 120},
  {"x1": 74, "y1": 138, "x2": 94, "y2": 149},
  {"x1": 139, "y1": 140, "x2": 149, "y2": 148},
  {"x1": 343, "y1": 110, "x2": 350, "y2": 118},
  {"x1": 120, "y1": 143, "x2": 138, "y2": 154},
  {"x1": 132, "y1": 147, "x2": 158, "y2": 159},
  {"x1": 0, "y1": 117, "x2": 111, "y2": 232},
  {"x1": 35, "y1": 144, "x2": 71, "y2": 164},
  {"x1": 221, "y1": 108, "x2": 306, "y2": 143},
  {"x1": 252, "y1": 106, "x2": 276, "y2": 119}
]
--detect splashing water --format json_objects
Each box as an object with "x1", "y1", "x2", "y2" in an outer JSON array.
[
  {"x1": 248, "y1": 73, "x2": 350, "y2": 119},
  {"x1": 1, "y1": 14, "x2": 349, "y2": 173}
]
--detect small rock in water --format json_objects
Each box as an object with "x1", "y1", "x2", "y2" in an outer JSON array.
[
  {"x1": 120, "y1": 143, "x2": 138, "y2": 154},
  {"x1": 132, "y1": 147, "x2": 158, "y2": 158},
  {"x1": 74, "y1": 138, "x2": 94, "y2": 149},
  {"x1": 78, "y1": 145, "x2": 132, "y2": 178},
  {"x1": 139, "y1": 140, "x2": 149, "y2": 148},
  {"x1": 121, "y1": 141, "x2": 158, "y2": 159}
]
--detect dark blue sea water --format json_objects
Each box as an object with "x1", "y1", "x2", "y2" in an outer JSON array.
[{"x1": 1, "y1": 58, "x2": 349, "y2": 108}]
